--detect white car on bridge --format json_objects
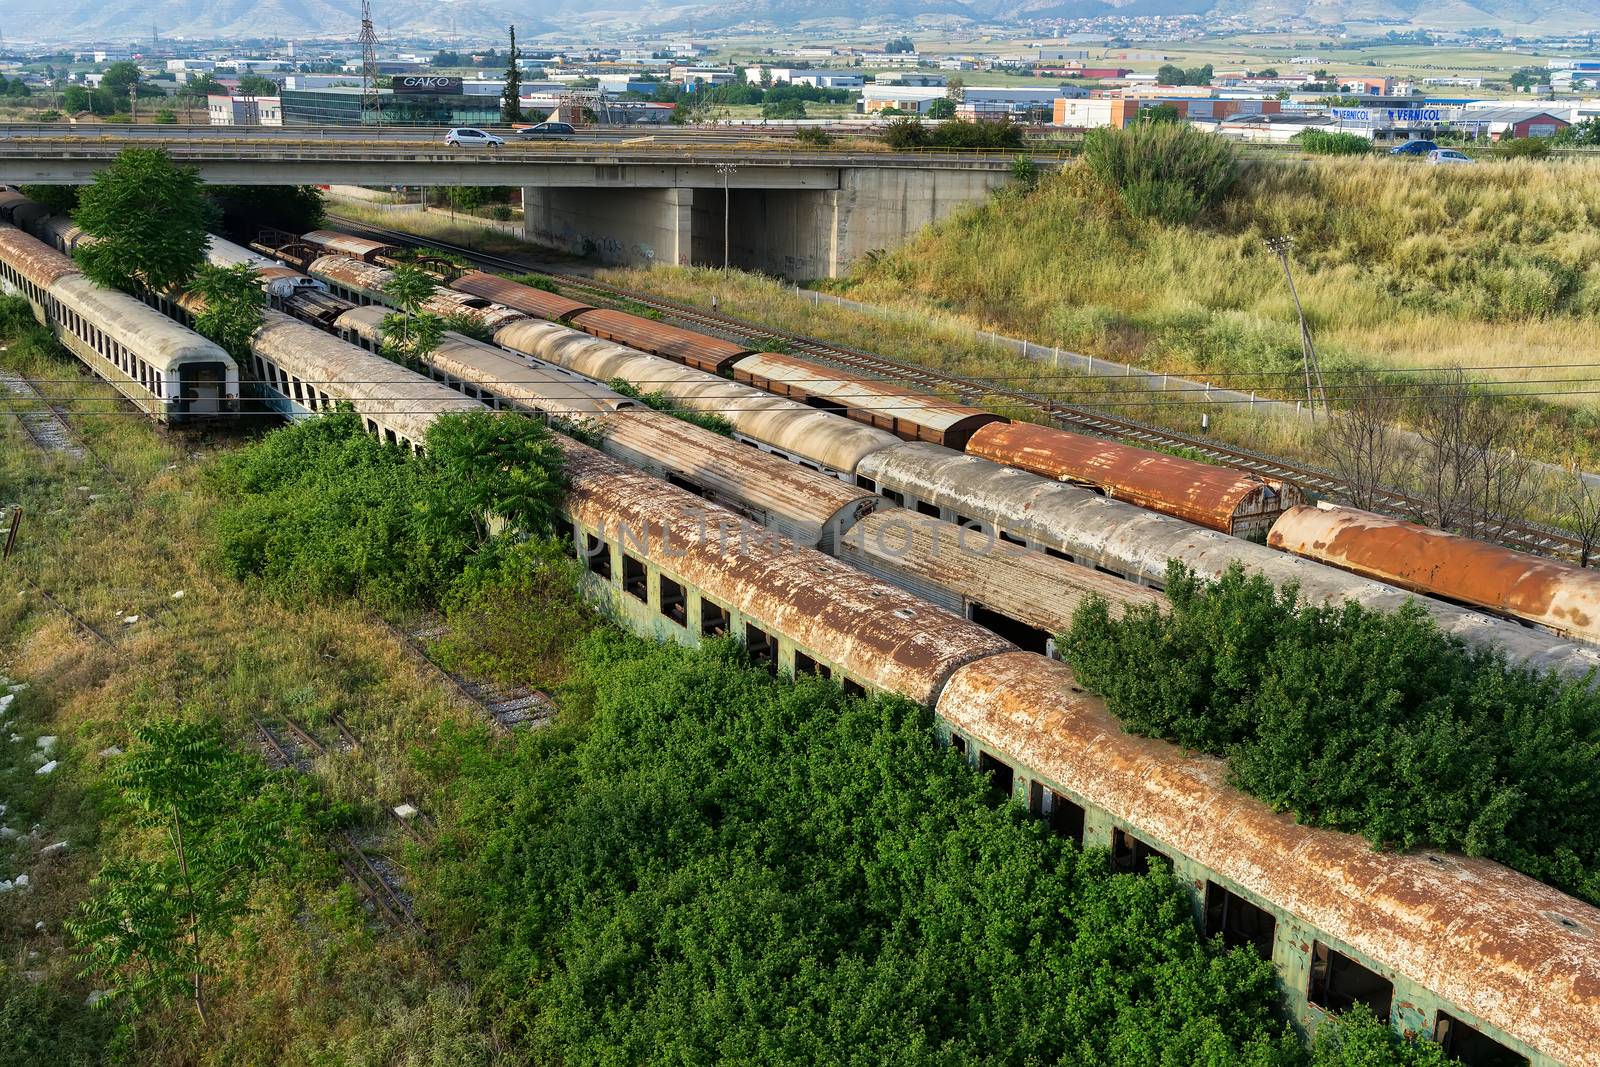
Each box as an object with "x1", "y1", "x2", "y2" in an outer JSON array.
[{"x1": 444, "y1": 128, "x2": 504, "y2": 148}]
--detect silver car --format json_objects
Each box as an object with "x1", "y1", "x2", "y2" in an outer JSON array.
[
  {"x1": 1426, "y1": 148, "x2": 1475, "y2": 165},
  {"x1": 445, "y1": 127, "x2": 505, "y2": 148}
]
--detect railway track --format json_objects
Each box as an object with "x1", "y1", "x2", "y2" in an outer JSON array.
[
  {"x1": 328, "y1": 215, "x2": 1586, "y2": 562},
  {"x1": 1, "y1": 368, "x2": 87, "y2": 459},
  {"x1": 388, "y1": 615, "x2": 556, "y2": 733},
  {"x1": 252, "y1": 715, "x2": 418, "y2": 927}
]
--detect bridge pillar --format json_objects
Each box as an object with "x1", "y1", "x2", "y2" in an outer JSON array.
[{"x1": 522, "y1": 185, "x2": 696, "y2": 267}]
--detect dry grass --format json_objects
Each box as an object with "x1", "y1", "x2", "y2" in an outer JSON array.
[
  {"x1": 0, "y1": 342, "x2": 511, "y2": 1063},
  {"x1": 328, "y1": 196, "x2": 561, "y2": 263}
]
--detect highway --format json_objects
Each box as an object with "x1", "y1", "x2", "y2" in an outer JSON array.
[{"x1": 0, "y1": 121, "x2": 821, "y2": 146}]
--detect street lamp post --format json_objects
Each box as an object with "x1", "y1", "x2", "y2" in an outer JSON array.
[{"x1": 714, "y1": 162, "x2": 737, "y2": 271}]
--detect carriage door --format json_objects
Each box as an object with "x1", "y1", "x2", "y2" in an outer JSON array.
[{"x1": 179, "y1": 363, "x2": 227, "y2": 415}]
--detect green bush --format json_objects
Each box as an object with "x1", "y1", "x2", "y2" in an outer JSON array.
[
  {"x1": 1083, "y1": 121, "x2": 1238, "y2": 223},
  {"x1": 794, "y1": 126, "x2": 833, "y2": 147},
  {"x1": 606, "y1": 377, "x2": 735, "y2": 436},
  {"x1": 210, "y1": 409, "x2": 565, "y2": 609},
  {"x1": 509, "y1": 271, "x2": 559, "y2": 292},
  {"x1": 883, "y1": 116, "x2": 929, "y2": 150},
  {"x1": 417, "y1": 631, "x2": 1305, "y2": 1064},
  {"x1": 1496, "y1": 136, "x2": 1551, "y2": 159},
  {"x1": 1295, "y1": 130, "x2": 1372, "y2": 156},
  {"x1": 1061, "y1": 561, "x2": 1600, "y2": 905}
]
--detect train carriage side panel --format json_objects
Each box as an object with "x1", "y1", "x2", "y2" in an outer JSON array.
[
  {"x1": 453, "y1": 270, "x2": 595, "y2": 321},
  {"x1": 566, "y1": 307, "x2": 751, "y2": 373}
]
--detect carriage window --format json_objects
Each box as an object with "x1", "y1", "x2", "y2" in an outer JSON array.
[
  {"x1": 855, "y1": 476, "x2": 877, "y2": 492},
  {"x1": 658, "y1": 575, "x2": 687, "y2": 626},
  {"x1": 700, "y1": 598, "x2": 729, "y2": 637},
  {"x1": 1045, "y1": 546, "x2": 1074, "y2": 562},
  {"x1": 1111, "y1": 828, "x2": 1171, "y2": 874},
  {"x1": 881, "y1": 488, "x2": 904, "y2": 506},
  {"x1": 916, "y1": 499, "x2": 940, "y2": 518},
  {"x1": 970, "y1": 603, "x2": 1051, "y2": 655},
  {"x1": 744, "y1": 624, "x2": 776, "y2": 673},
  {"x1": 998, "y1": 530, "x2": 1026, "y2": 546},
  {"x1": 622, "y1": 553, "x2": 647, "y2": 602},
  {"x1": 950, "y1": 734, "x2": 967, "y2": 756},
  {"x1": 584, "y1": 532, "x2": 612, "y2": 580},
  {"x1": 793, "y1": 651, "x2": 822, "y2": 677},
  {"x1": 1204, "y1": 882, "x2": 1276, "y2": 960},
  {"x1": 841, "y1": 678, "x2": 866, "y2": 698},
  {"x1": 1029, "y1": 783, "x2": 1085, "y2": 845},
  {"x1": 1434, "y1": 1013, "x2": 1527, "y2": 1067},
  {"x1": 1308, "y1": 942, "x2": 1393, "y2": 1022},
  {"x1": 977, "y1": 752, "x2": 1014, "y2": 800}
]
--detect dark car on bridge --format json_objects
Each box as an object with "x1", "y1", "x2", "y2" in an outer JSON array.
[
  {"x1": 1389, "y1": 139, "x2": 1438, "y2": 156},
  {"x1": 518, "y1": 121, "x2": 575, "y2": 140}
]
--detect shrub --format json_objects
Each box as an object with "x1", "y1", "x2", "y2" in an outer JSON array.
[
  {"x1": 883, "y1": 116, "x2": 929, "y2": 150},
  {"x1": 1497, "y1": 136, "x2": 1551, "y2": 159},
  {"x1": 417, "y1": 632, "x2": 1304, "y2": 1064},
  {"x1": 794, "y1": 126, "x2": 833, "y2": 147},
  {"x1": 509, "y1": 271, "x2": 559, "y2": 292},
  {"x1": 210, "y1": 409, "x2": 565, "y2": 609},
  {"x1": 1082, "y1": 121, "x2": 1237, "y2": 223},
  {"x1": 1295, "y1": 130, "x2": 1372, "y2": 156},
  {"x1": 1060, "y1": 561, "x2": 1600, "y2": 905},
  {"x1": 607, "y1": 377, "x2": 735, "y2": 436}
]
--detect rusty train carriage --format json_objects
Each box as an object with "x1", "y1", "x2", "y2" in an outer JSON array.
[
  {"x1": 967, "y1": 421, "x2": 1303, "y2": 537},
  {"x1": 566, "y1": 307, "x2": 751, "y2": 373},
  {"x1": 453, "y1": 269, "x2": 596, "y2": 322},
  {"x1": 731, "y1": 351, "x2": 1006, "y2": 450},
  {"x1": 0, "y1": 224, "x2": 78, "y2": 325},
  {"x1": 298, "y1": 229, "x2": 397, "y2": 264},
  {"x1": 939, "y1": 653, "x2": 1599, "y2": 1067},
  {"x1": 494, "y1": 318, "x2": 904, "y2": 481},
  {"x1": 1270, "y1": 505, "x2": 1600, "y2": 648},
  {"x1": 857, "y1": 443, "x2": 1600, "y2": 681}
]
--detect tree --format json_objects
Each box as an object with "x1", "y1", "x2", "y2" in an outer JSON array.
[
  {"x1": 885, "y1": 35, "x2": 915, "y2": 54},
  {"x1": 1323, "y1": 368, "x2": 1411, "y2": 511},
  {"x1": 236, "y1": 73, "x2": 278, "y2": 97},
  {"x1": 62, "y1": 84, "x2": 90, "y2": 113},
  {"x1": 99, "y1": 61, "x2": 142, "y2": 102},
  {"x1": 926, "y1": 97, "x2": 956, "y2": 119},
  {"x1": 380, "y1": 263, "x2": 444, "y2": 363},
  {"x1": 5, "y1": 78, "x2": 32, "y2": 99},
  {"x1": 206, "y1": 185, "x2": 325, "y2": 243},
  {"x1": 502, "y1": 25, "x2": 522, "y2": 124},
  {"x1": 1157, "y1": 63, "x2": 1186, "y2": 85},
  {"x1": 73, "y1": 148, "x2": 211, "y2": 295},
  {"x1": 1409, "y1": 367, "x2": 1538, "y2": 538},
  {"x1": 1083, "y1": 121, "x2": 1237, "y2": 224},
  {"x1": 761, "y1": 98, "x2": 806, "y2": 120},
  {"x1": 1555, "y1": 462, "x2": 1600, "y2": 568},
  {"x1": 1136, "y1": 102, "x2": 1182, "y2": 124},
  {"x1": 69, "y1": 719, "x2": 304, "y2": 1022},
  {"x1": 188, "y1": 263, "x2": 266, "y2": 361},
  {"x1": 20, "y1": 184, "x2": 79, "y2": 215},
  {"x1": 424, "y1": 412, "x2": 567, "y2": 539}
]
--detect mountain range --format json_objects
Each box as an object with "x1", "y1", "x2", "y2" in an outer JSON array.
[{"x1": 6, "y1": 0, "x2": 1600, "y2": 44}]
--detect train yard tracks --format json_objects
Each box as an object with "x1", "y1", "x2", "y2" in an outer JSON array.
[
  {"x1": 388, "y1": 615, "x2": 557, "y2": 734},
  {"x1": 1, "y1": 368, "x2": 87, "y2": 459},
  {"x1": 329, "y1": 215, "x2": 1586, "y2": 562}
]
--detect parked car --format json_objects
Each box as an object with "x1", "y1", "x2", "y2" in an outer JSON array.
[
  {"x1": 1427, "y1": 148, "x2": 1475, "y2": 165},
  {"x1": 518, "y1": 121, "x2": 575, "y2": 140},
  {"x1": 1389, "y1": 139, "x2": 1437, "y2": 156},
  {"x1": 444, "y1": 128, "x2": 504, "y2": 148}
]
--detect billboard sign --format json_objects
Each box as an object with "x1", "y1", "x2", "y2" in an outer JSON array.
[{"x1": 393, "y1": 75, "x2": 462, "y2": 95}]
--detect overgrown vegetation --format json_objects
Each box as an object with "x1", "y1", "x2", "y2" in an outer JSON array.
[
  {"x1": 1082, "y1": 121, "x2": 1238, "y2": 223},
  {"x1": 1062, "y1": 561, "x2": 1600, "y2": 905},
  {"x1": 607, "y1": 377, "x2": 735, "y2": 436},
  {"x1": 187, "y1": 263, "x2": 267, "y2": 360},
  {"x1": 209, "y1": 410, "x2": 565, "y2": 610},
  {"x1": 884, "y1": 116, "x2": 1024, "y2": 150},
  {"x1": 72, "y1": 148, "x2": 210, "y2": 294},
  {"x1": 1295, "y1": 130, "x2": 1373, "y2": 156}
]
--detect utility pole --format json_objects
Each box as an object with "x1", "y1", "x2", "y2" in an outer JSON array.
[
  {"x1": 1266, "y1": 234, "x2": 1327, "y2": 418},
  {"x1": 715, "y1": 163, "x2": 737, "y2": 270},
  {"x1": 129, "y1": 82, "x2": 138, "y2": 124},
  {"x1": 359, "y1": 0, "x2": 381, "y2": 127}
]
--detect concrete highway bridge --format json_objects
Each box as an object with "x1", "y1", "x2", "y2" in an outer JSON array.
[{"x1": 0, "y1": 128, "x2": 1057, "y2": 277}]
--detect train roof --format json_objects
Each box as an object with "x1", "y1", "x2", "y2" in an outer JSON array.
[
  {"x1": 731, "y1": 351, "x2": 1007, "y2": 449},
  {"x1": 567, "y1": 307, "x2": 751, "y2": 372},
  {"x1": 35, "y1": 215, "x2": 87, "y2": 253},
  {"x1": 253, "y1": 309, "x2": 482, "y2": 445},
  {"x1": 593, "y1": 408, "x2": 879, "y2": 551},
  {"x1": 0, "y1": 223, "x2": 81, "y2": 288},
  {"x1": 300, "y1": 230, "x2": 395, "y2": 262},
  {"x1": 1270, "y1": 504, "x2": 1600, "y2": 647},
  {"x1": 50, "y1": 274, "x2": 236, "y2": 373},
  {"x1": 453, "y1": 270, "x2": 595, "y2": 321},
  {"x1": 838, "y1": 509, "x2": 1163, "y2": 633},
  {"x1": 938, "y1": 652, "x2": 1600, "y2": 1066},
  {"x1": 967, "y1": 421, "x2": 1295, "y2": 533},
  {"x1": 205, "y1": 234, "x2": 280, "y2": 270},
  {"x1": 309, "y1": 254, "x2": 389, "y2": 293},
  {"x1": 496, "y1": 320, "x2": 901, "y2": 476},
  {"x1": 559, "y1": 439, "x2": 1013, "y2": 704},
  {"x1": 859, "y1": 443, "x2": 1600, "y2": 680}
]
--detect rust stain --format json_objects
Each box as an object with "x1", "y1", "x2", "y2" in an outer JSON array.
[
  {"x1": 300, "y1": 230, "x2": 395, "y2": 263},
  {"x1": 967, "y1": 422, "x2": 1303, "y2": 535},
  {"x1": 0, "y1": 224, "x2": 80, "y2": 287},
  {"x1": 939, "y1": 653, "x2": 1600, "y2": 1066},
  {"x1": 1269, "y1": 505, "x2": 1600, "y2": 645}
]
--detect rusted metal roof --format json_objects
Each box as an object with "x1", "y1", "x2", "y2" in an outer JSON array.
[
  {"x1": 568, "y1": 307, "x2": 751, "y2": 373},
  {"x1": 308, "y1": 254, "x2": 390, "y2": 297},
  {"x1": 967, "y1": 421, "x2": 1304, "y2": 535},
  {"x1": 453, "y1": 270, "x2": 595, "y2": 321},
  {"x1": 254, "y1": 309, "x2": 483, "y2": 446},
  {"x1": 593, "y1": 408, "x2": 879, "y2": 551},
  {"x1": 421, "y1": 289, "x2": 527, "y2": 332},
  {"x1": 558, "y1": 438, "x2": 1012, "y2": 703},
  {"x1": 300, "y1": 230, "x2": 396, "y2": 263},
  {"x1": 731, "y1": 351, "x2": 1007, "y2": 449},
  {"x1": 0, "y1": 223, "x2": 81, "y2": 287},
  {"x1": 496, "y1": 319, "x2": 902, "y2": 476},
  {"x1": 839, "y1": 509, "x2": 1161, "y2": 636},
  {"x1": 939, "y1": 652, "x2": 1600, "y2": 1067},
  {"x1": 859, "y1": 443, "x2": 1600, "y2": 681},
  {"x1": 1270, "y1": 505, "x2": 1600, "y2": 646}
]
